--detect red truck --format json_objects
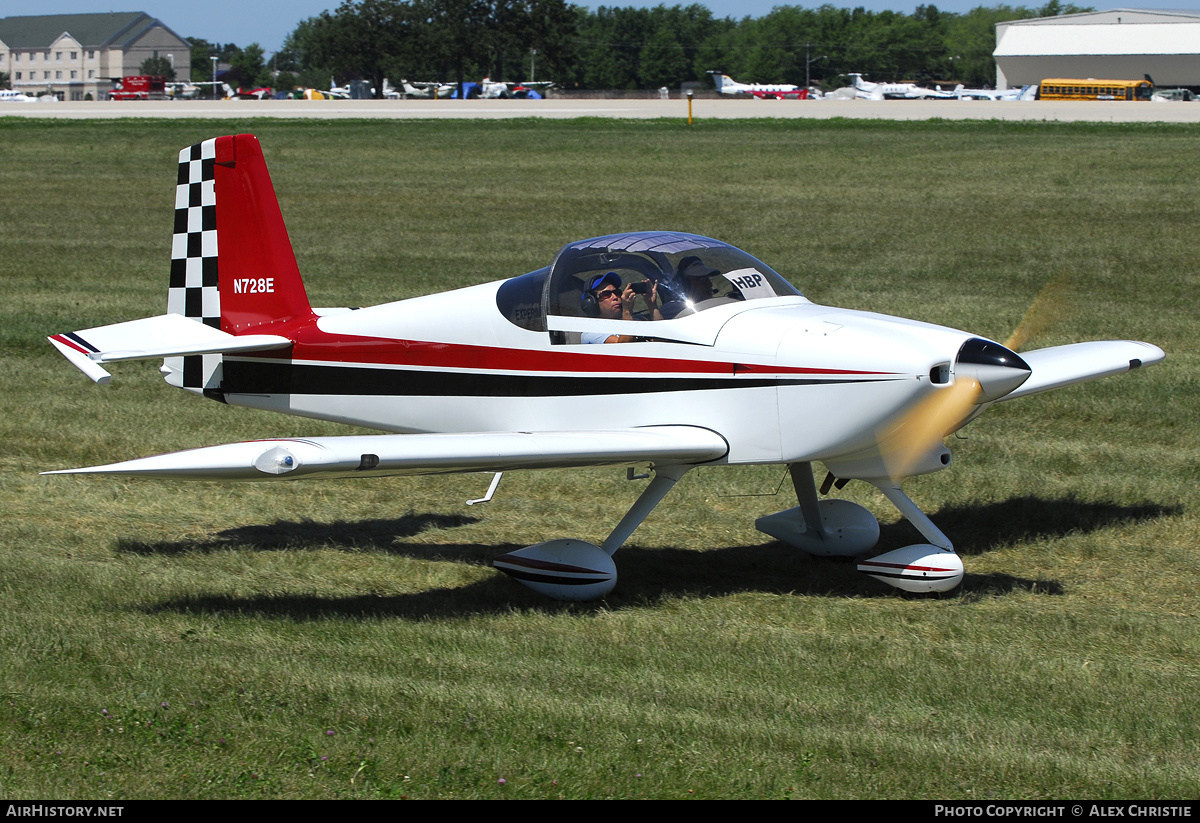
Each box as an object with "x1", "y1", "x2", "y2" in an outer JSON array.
[{"x1": 109, "y1": 75, "x2": 167, "y2": 100}]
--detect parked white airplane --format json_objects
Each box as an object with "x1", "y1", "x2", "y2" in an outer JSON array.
[
  {"x1": 401, "y1": 80, "x2": 455, "y2": 99},
  {"x1": 0, "y1": 89, "x2": 36, "y2": 102},
  {"x1": 222, "y1": 83, "x2": 273, "y2": 100},
  {"x1": 709, "y1": 72, "x2": 817, "y2": 99},
  {"x1": 951, "y1": 84, "x2": 1037, "y2": 101},
  {"x1": 479, "y1": 77, "x2": 552, "y2": 99},
  {"x1": 167, "y1": 82, "x2": 203, "y2": 99},
  {"x1": 848, "y1": 73, "x2": 955, "y2": 100}
]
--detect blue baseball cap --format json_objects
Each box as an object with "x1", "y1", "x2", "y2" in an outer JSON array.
[{"x1": 587, "y1": 271, "x2": 621, "y2": 292}]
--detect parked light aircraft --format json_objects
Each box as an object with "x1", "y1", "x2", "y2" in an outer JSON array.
[
  {"x1": 848, "y1": 73, "x2": 955, "y2": 100},
  {"x1": 222, "y1": 83, "x2": 273, "y2": 100},
  {"x1": 1, "y1": 89, "x2": 37, "y2": 102},
  {"x1": 709, "y1": 72, "x2": 816, "y2": 99},
  {"x1": 168, "y1": 82, "x2": 203, "y2": 99},
  {"x1": 479, "y1": 77, "x2": 552, "y2": 99},
  {"x1": 44, "y1": 135, "x2": 1164, "y2": 601},
  {"x1": 401, "y1": 80, "x2": 455, "y2": 99},
  {"x1": 311, "y1": 79, "x2": 397, "y2": 100},
  {"x1": 950, "y1": 84, "x2": 1037, "y2": 101}
]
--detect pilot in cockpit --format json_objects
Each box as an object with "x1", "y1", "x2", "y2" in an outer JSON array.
[
  {"x1": 660, "y1": 256, "x2": 723, "y2": 319},
  {"x1": 581, "y1": 271, "x2": 663, "y2": 343}
]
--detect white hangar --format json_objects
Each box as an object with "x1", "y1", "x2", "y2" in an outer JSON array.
[{"x1": 995, "y1": 8, "x2": 1200, "y2": 89}]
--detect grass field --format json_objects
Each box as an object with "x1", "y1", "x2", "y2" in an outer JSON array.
[{"x1": 0, "y1": 117, "x2": 1197, "y2": 799}]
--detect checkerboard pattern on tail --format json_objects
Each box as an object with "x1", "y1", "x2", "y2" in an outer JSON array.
[
  {"x1": 169, "y1": 139, "x2": 220, "y2": 328},
  {"x1": 167, "y1": 139, "x2": 220, "y2": 390}
]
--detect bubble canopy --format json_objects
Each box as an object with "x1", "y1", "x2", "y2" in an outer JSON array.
[{"x1": 496, "y1": 232, "x2": 804, "y2": 335}]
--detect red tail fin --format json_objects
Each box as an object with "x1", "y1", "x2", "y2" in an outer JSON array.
[{"x1": 169, "y1": 135, "x2": 313, "y2": 335}]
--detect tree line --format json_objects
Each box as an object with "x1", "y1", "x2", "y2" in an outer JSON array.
[{"x1": 187, "y1": 0, "x2": 1092, "y2": 97}]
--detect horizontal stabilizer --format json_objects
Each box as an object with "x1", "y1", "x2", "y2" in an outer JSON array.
[
  {"x1": 1000, "y1": 341, "x2": 1164, "y2": 401},
  {"x1": 42, "y1": 426, "x2": 729, "y2": 480},
  {"x1": 49, "y1": 314, "x2": 292, "y2": 384}
]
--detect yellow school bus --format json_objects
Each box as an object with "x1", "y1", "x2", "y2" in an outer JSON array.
[{"x1": 1038, "y1": 78, "x2": 1153, "y2": 101}]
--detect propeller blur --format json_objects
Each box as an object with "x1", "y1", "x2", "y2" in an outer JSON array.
[{"x1": 44, "y1": 135, "x2": 1164, "y2": 600}]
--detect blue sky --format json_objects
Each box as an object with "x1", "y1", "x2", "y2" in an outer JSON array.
[{"x1": 34, "y1": 1, "x2": 1200, "y2": 54}]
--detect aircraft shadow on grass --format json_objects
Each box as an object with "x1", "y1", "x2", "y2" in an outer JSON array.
[
  {"x1": 133, "y1": 494, "x2": 1178, "y2": 620},
  {"x1": 118, "y1": 513, "x2": 483, "y2": 556}
]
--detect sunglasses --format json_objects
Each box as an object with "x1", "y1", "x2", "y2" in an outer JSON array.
[{"x1": 596, "y1": 288, "x2": 620, "y2": 300}]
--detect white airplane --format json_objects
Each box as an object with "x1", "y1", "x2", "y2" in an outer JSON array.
[
  {"x1": 848, "y1": 73, "x2": 956, "y2": 100},
  {"x1": 222, "y1": 83, "x2": 273, "y2": 100},
  {"x1": 950, "y1": 84, "x2": 1037, "y2": 102},
  {"x1": 326, "y1": 78, "x2": 379, "y2": 99},
  {"x1": 1, "y1": 89, "x2": 36, "y2": 102},
  {"x1": 709, "y1": 72, "x2": 817, "y2": 100},
  {"x1": 44, "y1": 135, "x2": 1164, "y2": 601},
  {"x1": 400, "y1": 80, "x2": 455, "y2": 99},
  {"x1": 168, "y1": 82, "x2": 203, "y2": 100},
  {"x1": 478, "y1": 77, "x2": 551, "y2": 99},
  {"x1": 297, "y1": 80, "x2": 355, "y2": 101}
]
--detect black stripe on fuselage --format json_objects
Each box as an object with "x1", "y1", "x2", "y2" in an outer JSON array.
[{"x1": 222, "y1": 359, "x2": 890, "y2": 398}]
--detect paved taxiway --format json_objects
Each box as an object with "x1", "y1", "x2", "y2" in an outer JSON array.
[{"x1": 4, "y1": 97, "x2": 1200, "y2": 123}]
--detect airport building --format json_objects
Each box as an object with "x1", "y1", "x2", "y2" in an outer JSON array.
[
  {"x1": 995, "y1": 8, "x2": 1200, "y2": 89},
  {"x1": 0, "y1": 12, "x2": 190, "y2": 100}
]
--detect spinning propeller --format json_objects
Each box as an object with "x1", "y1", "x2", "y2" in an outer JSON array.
[
  {"x1": 877, "y1": 279, "x2": 1069, "y2": 481},
  {"x1": 1003, "y1": 273, "x2": 1071, "y2": 353}
]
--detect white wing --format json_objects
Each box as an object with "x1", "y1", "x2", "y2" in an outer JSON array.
[
  {"x1": 1000, "y1": 341, "x2": 1164, "y2": 402},
  {"x1": 42, "y1": 426, "x2": 729, "y2": 480}
]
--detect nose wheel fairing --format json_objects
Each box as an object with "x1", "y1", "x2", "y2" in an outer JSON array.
[{"x1": 856, "y1": 546, "x2": 964, "y2": 593}]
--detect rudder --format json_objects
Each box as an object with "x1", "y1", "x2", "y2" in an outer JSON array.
[
  {"x1": 167, "y1": 135, "x2": 312, "y2": 392},
  {"x1": 169, "y1": 134, "x2": 313, "y2": 334}
]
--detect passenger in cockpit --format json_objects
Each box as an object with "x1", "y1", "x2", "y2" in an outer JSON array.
[{"x1": 582, "y1": 272, "x2": 663, "y2": 343}]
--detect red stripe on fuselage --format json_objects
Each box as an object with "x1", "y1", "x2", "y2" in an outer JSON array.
[{"x1": 281, "y1": 326, "x2": 894, "y2": 378}]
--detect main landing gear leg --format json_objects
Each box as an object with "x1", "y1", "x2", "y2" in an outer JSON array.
[
  {"x1": 790, "y1": 462, "x2": 828, "y2": 543},
  {"x1": 857, "y1": 479, "x2": 964, "y2": 593},
  {"x1": 492, "y1": 464, "x2": 690, "y2": 602},
  {"x1": 601, "y1": 464, "x2": 689, "y2": 555}
]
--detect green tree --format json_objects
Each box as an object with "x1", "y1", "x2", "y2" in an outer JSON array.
[
  {"x1": 420, "y1": 0, "x2": 498, "y2": 94},
  {"x1": 188, "y1": 38, "x2": 250, "y2": 96},
  {"x1": 639, "y1": 26, "x2": 687, "y2": 88},
  {"x1": 300, "y1": 0, "x2": 426, "y2": 97},
  {"x1": 945, "y1": 5, "x2": 1025, "y2": 86},
  {"x1": 139, "y1": 55, "x2": 177, "y2": 80},
  {"x1": 279, "y1": 18, "x2": 342, "y2": 90},
  {"x1": 187, "y1": 37, "x2": 213, "y2": 83},
  {"x1": 227, "y1": 43, "x2": 269, "y2": 88},
  {"x1": 1033, "y1": 0, "x2": 1094, "y2": 16},
  {"x1": 484, "y1": 0, "x2": 578, "y2": 83},
  {"x1": 577, "y1": 6, "x2": 651, "y2": 89}
]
